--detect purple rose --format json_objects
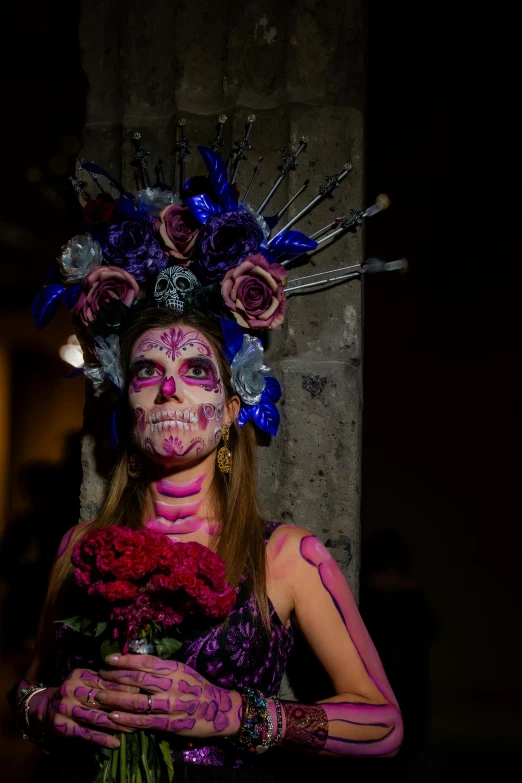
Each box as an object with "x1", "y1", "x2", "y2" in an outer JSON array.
[
  {"x1": 191, "y1": 211, "x2": 264, "y2": 283},
  {"x1": 101, "y1": 219, "x2": 168, "y2": 282}
]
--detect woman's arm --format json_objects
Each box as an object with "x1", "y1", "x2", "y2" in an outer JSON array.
[{"x1": 270, "y1": 526, "x2": 403, "y2": 758}]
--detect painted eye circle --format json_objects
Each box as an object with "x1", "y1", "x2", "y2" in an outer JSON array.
[{"x1": 137, "y1": 367, "x2": 158, "y2": 378}]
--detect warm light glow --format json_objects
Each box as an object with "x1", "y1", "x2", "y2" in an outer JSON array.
[{"x1": 59, "y1": 335, "x2": 83, "y2": 367}]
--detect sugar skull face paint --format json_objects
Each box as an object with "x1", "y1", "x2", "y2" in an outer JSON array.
[{"x1": 128, "y1": 326, "x2": 226, "y2": 465}]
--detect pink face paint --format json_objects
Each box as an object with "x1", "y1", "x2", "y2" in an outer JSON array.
[
  {"x1": 137, "y1": 327, "x2": 212, "y2": 360},
  {"x1": 156, "y1": 474, "x2": 206, "y2": 498},
  {"x1": 144, "y1": 437, "x2": 205, "y2": 459},
  {"x1": 129, "y1": 327, "x2": 225, "y2": 465},
  {"x1": 154, "y1": 499, "x2": 201, "y2": 522},
  {"x1": 178, "y1": 357, "x2": 220, "y2": 392},
  {"x1": 160, "y1": 376, "x2": 176, "y2": 397},
  {"x1": 133, "y1": 404, "x2": 147, "y2": 433}
]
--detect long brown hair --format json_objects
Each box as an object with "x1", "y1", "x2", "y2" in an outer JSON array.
[{"x1": 35, "y1": 309, "x2": 269, "y2": 679}]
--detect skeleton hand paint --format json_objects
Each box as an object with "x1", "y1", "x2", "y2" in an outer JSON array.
[
  {"x1": 97, "y1": 654, "x2": 242, "y2": 738},
  {"x1": 129, "y1": 326, "x2": 225, "y2": 465},
  {"x1": 17, "y1": 669, "x2": 141, "y2": 748},
  {"x1": 278, "y1": 534, "x2": 403, "y2": 756}
]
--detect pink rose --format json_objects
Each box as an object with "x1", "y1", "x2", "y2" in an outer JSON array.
[
  {"x1": 154, "y1": 204, "x2": 200, "y2": 263},
  {"x1": 221, "y1": 253, "x2": 288, "y2": 330},
  {"x1": 74, "y1": 265, "x2": 140, "y2": 326}
]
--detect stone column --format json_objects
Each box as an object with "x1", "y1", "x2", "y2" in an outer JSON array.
[{"x1": 78, "y1": 0, "x2": 364, "y2": 598}]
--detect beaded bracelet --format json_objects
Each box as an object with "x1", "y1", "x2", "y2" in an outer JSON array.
[
  {"x1": 232, "y1": 687, "x2": 268, "y2": 753},
  {"x1": 270, "y1": 697, "x2": 284, "y2": 747},
  {"x1": 15, "y1": 683, "x2": 51, "y2": 750}
]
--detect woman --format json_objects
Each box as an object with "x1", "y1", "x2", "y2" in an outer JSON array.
[{"x1": 10, "y1": 307, "x2": 403, "y2": 780}]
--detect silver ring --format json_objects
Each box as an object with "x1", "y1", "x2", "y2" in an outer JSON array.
[
  {"x1": 146, "y1": 694, "x2": 152, "y2": 713},
  {"x1": 86, "y1": 688, "x2": 97, "y2": 706}
]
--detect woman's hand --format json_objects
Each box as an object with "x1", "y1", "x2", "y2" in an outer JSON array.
[
  {"x1": 32, "y1": 668, "x2": 140, "y2": 748},
  {"x1": 96, "y1": 654, "x2": 242, "y2": 738}
]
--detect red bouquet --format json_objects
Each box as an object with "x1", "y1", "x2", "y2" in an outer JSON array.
[{"x1": 61, "y1": 526, "x2": 236, "y2": 783}]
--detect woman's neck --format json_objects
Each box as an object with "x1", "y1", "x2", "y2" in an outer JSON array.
[{"x1": 143, "y1": 453, "x2": 222, "y2": 544}]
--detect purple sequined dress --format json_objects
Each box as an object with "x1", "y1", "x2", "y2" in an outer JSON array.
[{"x1": 49, "y1": 522, "x2": 294, "y2": 782}]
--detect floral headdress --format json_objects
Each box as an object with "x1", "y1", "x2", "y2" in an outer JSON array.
[{"x1": 33, "y1": 117, "x2": 405, "y2": 440}]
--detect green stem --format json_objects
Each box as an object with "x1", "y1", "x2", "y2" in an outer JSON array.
[
  {"x1": 136, "y1": 767, "x2": 142, "y2": 783},
  {"x1": 139, "y1": 730, "x2": 153, "y2": 783},
  {"x1": 119, "y1": 733, "x2": 127, "y2": 783},
  {"x1": 110, "y1": 746, "x2": 119, "y2": 781}
]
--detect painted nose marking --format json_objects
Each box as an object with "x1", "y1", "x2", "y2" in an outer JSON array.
[{"x1": 161, "y1": 376, "x2": 176, "y2": 397}]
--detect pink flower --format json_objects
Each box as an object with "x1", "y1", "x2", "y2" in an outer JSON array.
[
  {"x1": 154, "y1": 204, "x2": 200, "y2": 263},
  {"x1": 221, "y1": 253, "x2": 288, "y2": 330},
  {"x1": 74, "y1": 266, "x2": 140, "y2": 326}
]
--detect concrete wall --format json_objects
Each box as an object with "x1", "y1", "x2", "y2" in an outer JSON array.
[{"x1": 78, "y1": 1, "x2": 365, "y2": 601}]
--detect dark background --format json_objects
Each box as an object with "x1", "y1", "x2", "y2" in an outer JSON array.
[{"x1": 0, "y1": 1, "x2": 520, "y2": 780}]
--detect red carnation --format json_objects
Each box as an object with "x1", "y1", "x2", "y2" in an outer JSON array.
[{"x1": 72, "y1": 526, "x2": 236, "y2": 644}]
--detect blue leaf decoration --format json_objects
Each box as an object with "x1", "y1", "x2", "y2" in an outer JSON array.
[
  {"x1": 252, "y1": 401, "x2": 280, "y2": 436},
  {"x1": 115, "y1": 196, "x2": 141, "y2": 220},
  {"x1": 80, "y1": 160, "x2": 128, "y2": 196},
  {"x1": 237, "y1": 405, "x2": 252, "y2": 428},
  {"x1": 220, "y1": 317, "x2": 244, "y2": 363},
  {"x1": 263, "y1": 376, "x2": 282, "y2": 403},
  {"x1": 62, "y1": 283, "x2": 83, "y2": 310},
  {"x1": 181, "y1": 175, "x2": 217, "y2": 201},
  {"x1": 264, "y1": 214, "x2": 279, "y2": 230},
  {"x1": 269, "y1": 230, "x2": 318, "y2": 254},
  {"x1": 197, "y1": 147, "x2": 238, "y2": 212},
  {"x1": 259, "y1": 247, "x2": 281, "y2": 266},
  {"x1": 61, "y1": 366, "x2": 85, "y2": 379},
  {"x1": 185, "y1": 193, "x2": 223, "y2": 225},
  {"x1": 32, "y1": 284, "x2": 64, "y2": 329}
]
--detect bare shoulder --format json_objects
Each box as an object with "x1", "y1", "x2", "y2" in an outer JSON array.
[
  {"x1": 266, "y1": 523, "x2": 319, "y2": 554},
  {"x1": 55, "y1": 520, "x2": 91, "y2": 564},
  {"x1": 266, "y1": 523, "x2": 320, "y2": 580}
]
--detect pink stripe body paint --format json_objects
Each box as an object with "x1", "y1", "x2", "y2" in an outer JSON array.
[
  {"x1": 156, "y1": 474, "x2": 206, "y2": 498},
  {"x1": 146, "y1": 517, "x2": 207, "y2": 535},
  {"x1": 295, "y1": 535, "x2": 403, "y2": 756},
  {"x1": 154, "y1": 500, "x2": 201, "y2": 522}
]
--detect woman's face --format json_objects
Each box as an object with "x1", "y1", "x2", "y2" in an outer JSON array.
[{"x1": 128, "y1": 323, "x2": 235, "y2": 466}]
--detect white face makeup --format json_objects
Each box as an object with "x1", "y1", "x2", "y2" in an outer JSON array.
[{"x1": 128, "y1": 325, "x2": 226, "y2": 466}]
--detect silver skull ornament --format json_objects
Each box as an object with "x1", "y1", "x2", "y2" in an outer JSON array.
[{"x1": 153, "y1": 265, "x2": 201, "y2": 313}]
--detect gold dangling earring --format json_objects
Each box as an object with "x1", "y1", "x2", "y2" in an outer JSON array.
[
  {"x1": 217, "y1": 424, "x2": 232, "y2": 474},
  {"x1": 127, "y1": 452, "x2": 143, "y2": 479}
]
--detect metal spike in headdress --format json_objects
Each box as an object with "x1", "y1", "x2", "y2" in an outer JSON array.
[
  {"x1": 175, "y1": 119, "x2": 192, "y2": 191},
  {"x1": 33, "y1": 118, "x2": 405, "y2": 440},
  {"x1": 257, "y1": 135, "x2": 309, "y2": 215},
  {"x1": 132, "y1": 132, "x2": 151, "y2": 189},
  {"x1": 229, "y1": 114, "x2": 256, "y2": 185}
]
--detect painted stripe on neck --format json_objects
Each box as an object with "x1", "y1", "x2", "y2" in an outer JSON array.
[
  {"x1": 154, "y1": 499, "x2": 202, "y2": 522},
  {"x1": 156, "y1": 475, "x2": 206, "y2": 499}
]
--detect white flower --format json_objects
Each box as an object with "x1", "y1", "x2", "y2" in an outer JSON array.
[
  {"x1": 59, "y1": 234, "x2": 103, "y2": 282},
  {"x1": 84, "y1": 363, "x2": 107, "y2": 397},
  {"x1": 136, "y1": 187, "x2": 181, "y2": 218},
  {"x1": 94, "y1": 334, "x2": 124, "y2": 391},
  {"x1": 231, "y1": 335, "x2": 270, "y2": 405},
  {"x1": 240, "y1": 201, "x2": 271, "y2": 242}
]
